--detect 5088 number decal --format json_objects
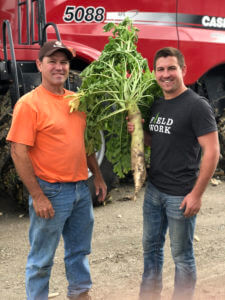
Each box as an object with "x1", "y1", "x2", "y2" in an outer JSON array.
[{"x1": 63, "y1": 6, "x2": 105, "y2": 23}]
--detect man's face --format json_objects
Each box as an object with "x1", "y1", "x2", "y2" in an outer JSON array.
[
  {"x1": 155, "y1": 56, "x2": 186, "y2": 99},
  {"x1": 36, "y1": 51, "x2": 70, "y2": 88}
]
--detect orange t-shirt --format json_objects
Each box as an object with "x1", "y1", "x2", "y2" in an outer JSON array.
[{"x1": 7, "y1": 85, "x2": 88, "y2": 182}]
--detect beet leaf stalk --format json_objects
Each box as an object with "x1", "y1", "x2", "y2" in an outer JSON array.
[{"x1": 69, "y1": 18, "x2": 162, "y2": 199}]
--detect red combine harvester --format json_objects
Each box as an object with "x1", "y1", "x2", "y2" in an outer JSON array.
[{"x1": 0, "y1": 0, "x2": 225, "y2": 203}]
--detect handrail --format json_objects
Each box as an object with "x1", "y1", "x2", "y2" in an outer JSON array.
[
  {"x1": 2, "y1": 20, "x2": 20, "y2": 105},
  {"x1": 41, "y1": 22, "x2": 61, "y2": 45}
]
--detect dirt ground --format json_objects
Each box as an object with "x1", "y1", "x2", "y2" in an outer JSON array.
[{"x1": 0, "y1": 179, "x2": 225, "y2": 300}]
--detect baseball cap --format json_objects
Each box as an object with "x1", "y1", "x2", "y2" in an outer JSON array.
[{"x1": 38, "y1": 40, "x2": 74, "y2": 60}]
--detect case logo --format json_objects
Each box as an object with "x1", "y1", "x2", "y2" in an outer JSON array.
[{"x1": 202, "y1": 16, "x2": 225, "y2": 29}]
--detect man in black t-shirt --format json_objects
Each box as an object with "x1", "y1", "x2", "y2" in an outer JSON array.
[{"x1": 128, "y1": 47, "x2": 220, "y2": 300}]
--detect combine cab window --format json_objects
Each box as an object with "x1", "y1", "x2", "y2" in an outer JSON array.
[
  {"x1": 18, "y1": 0, "x2": 30, "y2": 44},
  {"x1": 18, "y1": 0, "x2": 46, "y2": 45}
]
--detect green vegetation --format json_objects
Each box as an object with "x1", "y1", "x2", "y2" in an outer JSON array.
[{"x1": 69, "y1": 18, "x2": 162, "y2": 196}]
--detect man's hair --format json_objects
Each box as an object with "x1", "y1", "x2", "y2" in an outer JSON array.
[{"x1": 153, "y1": 47, "x2": 185, "y2": 70}]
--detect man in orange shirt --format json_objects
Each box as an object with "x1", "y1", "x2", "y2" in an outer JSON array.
[{"x1": 7, "y1": 41, "x2": 107, "y2": 300}]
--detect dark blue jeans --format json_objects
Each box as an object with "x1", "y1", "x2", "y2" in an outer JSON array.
[
  {"x1": 140, "y1": 182, "x2": 196, "y2": 300},
  {"x1": 26, "y1": 179, "x2": 94, "y2": 300}
]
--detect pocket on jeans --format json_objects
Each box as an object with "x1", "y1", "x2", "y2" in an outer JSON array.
[
  {"x1": 37, "y1": 178, "x2": 62, "y2": 198},
  {"x1": 81, "y1": 180, "x2": 89, "y2": 188}
]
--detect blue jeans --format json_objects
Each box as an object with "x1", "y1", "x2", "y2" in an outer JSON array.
[
  {"x1": 26, "y1": 178, "x2": 94, "y2": 300},
  {"x1": 140, "y1": 182, "x2": 196, "y2": 300}
]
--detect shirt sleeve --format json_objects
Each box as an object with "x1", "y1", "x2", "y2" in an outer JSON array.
[
  {"x1": 191, "y1": 97, "x2": 218, "y2": 137},
  {"x1": 6, "y1": 100, "x2": 37, "y2": 146}
]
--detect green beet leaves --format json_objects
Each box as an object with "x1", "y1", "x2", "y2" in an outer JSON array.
[{"x1": 78, "y1": 17, "x2": 162, "y2": 178}]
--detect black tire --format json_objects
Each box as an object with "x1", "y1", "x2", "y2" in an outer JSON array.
[
  {"x1": 0, "y1": 92, "x2": 24, "y2": 207},
  {"x1": 190, "y1": 70, "x2": 225, "y2": 172},
  {"x1": 218, "y1": 110, "x2": 225, "y2": 169},
  {"x1": 69, "y1": 70, "x2": 82, "y2": 91}
]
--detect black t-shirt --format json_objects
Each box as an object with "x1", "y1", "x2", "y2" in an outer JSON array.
[{"x1": 148, "y1": 88, "x2": 217, "y2": 196}]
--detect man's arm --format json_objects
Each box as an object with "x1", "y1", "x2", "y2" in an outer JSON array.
[
  {"x1": 86, "y1": 153, "x2": 107, "y2": 202},
  {"x1": 10, "y1": 142, "x2": 55, "y2": 218},
  {"x1": 180, "y1": 131, "x2": 220, "y2": 217}
]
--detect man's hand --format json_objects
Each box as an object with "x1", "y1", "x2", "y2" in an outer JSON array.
[
  {"x1": 93, "y1": 176, "x2": 107, "y2": 203},
  {"x1": 86, "y1": 153, "x2": 107, "y2": 203},
  {"x1": 32, "y1": 194, "x2": 55, "y2": 219},
  {"x1": 126, "y1": 116, "x2": 145, "y2": 134},
  {"x1": 180, "y1": 131, "x2": 219, "y2": 218},
  {"x1": 126, "y1": 117, "x2": 152, "y2": 146},
  {"x1": 180, "y1": 192, "x2": 202, "y2": 218},
  {"x1": 127, "y1": 120, "x2": 135, "y2": 134}
]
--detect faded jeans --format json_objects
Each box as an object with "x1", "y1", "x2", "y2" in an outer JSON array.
[
  {"x1": 140, "y1": 182, "x2": 196, "y2": 300},
  {"x1": 26, "y1": 178, "x2": 94, "y2": 300}
]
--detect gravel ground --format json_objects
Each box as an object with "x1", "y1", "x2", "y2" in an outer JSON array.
[{"x1": 0, "y1": 180, "x2": 225, "y2": 300}]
